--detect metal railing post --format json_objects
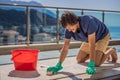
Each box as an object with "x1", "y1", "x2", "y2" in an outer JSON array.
[
  {"x1": 56, "y1": 8, "x2": 59, "y2": 44},
  {"x1": 81, "y1": 9, "x2": 84, "y2": 15},
  {"x1": 102, "y1": 11, "x2": 105, "y2": 23},
  {"x1": 26, "y1": 6, "x2": 30, "y2": 46}
]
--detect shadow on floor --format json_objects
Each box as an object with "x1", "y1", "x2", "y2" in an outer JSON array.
[
  {"x1": 8, "y1": 70, "x2": 40, "y2": 78},
  {"x1": 78, "y1": 62, "x2": 120, "y2": 70},
  {"x1": 55, "y1": 71, "x2": 82, "y2": 80},
  {"x1": 85, "y1": 69, "x2": 120, "y2": 80}
]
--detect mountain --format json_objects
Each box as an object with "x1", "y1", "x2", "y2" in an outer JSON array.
[
  {"x1": 0, "y1": 0, "x2": 57, "y2": 36},
  {"x1": 0, "y1": 8, "x2": 56, "y2": 27},
  {"x1": 0, "y1": 0, "x2": 56, "y2": 26},
  {"x1": 0, "y1": 0, "x2": 42, "y2": 6},
  {"x1": 0, "y1": 8, "x2": 56, "y2": 38},
  {"x1": 0, "y1": 0, "x2": 56, "y2": 18}
]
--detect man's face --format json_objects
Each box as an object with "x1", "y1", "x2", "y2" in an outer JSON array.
[{"x1": 66, "y1": 22, "x2": 79, "y2": 33}]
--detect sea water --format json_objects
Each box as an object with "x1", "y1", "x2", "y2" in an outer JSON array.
[{"x1": 108, "y1": 26, "x2": 120, "y2": 39}]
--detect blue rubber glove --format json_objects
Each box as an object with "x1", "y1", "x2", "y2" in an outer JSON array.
[
  {"x1": 86, "y1": 61, "x2": 96, "y2": 75},
  {"x1": 47, "y1": 62, "x2": 63, "y2": 74}
]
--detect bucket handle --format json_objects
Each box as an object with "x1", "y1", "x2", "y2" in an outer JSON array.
[{"x1": 11, "y1": 52, "x2": 22, "y2": 61}]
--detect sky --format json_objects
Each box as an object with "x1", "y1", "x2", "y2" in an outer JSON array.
[
  {"x1": 39, "y1": 0, "x2": 120, "y2": 11},
  {"x1": 28, "y1": 0, "x2": 120, "y2": 26},
  {"x1": 11, "y1": 0, "x2": 120, "y2": 11}
]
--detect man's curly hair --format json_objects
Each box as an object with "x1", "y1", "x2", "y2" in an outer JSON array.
[{"x1": 60, "y1": 11, "x2": 78, "y2": 28}]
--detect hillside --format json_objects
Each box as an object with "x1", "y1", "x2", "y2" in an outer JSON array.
[{"x1": 0, "y1": 8, "x2": 56, "y2": 28}]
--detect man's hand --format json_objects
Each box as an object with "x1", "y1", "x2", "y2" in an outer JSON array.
[
  {"x1": 46, "y1": 62, "x2": 63, "y2": 75},
  {"x1": 86, "y1": 61, "x2": 96, "y2": 75}
]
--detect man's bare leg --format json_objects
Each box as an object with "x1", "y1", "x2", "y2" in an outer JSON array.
[
  {"x1": 94, "y1": 48, "x2": 116, "y2": 66},
  {"x1": 106, "y1": 47, "x2": 118, "y2": 63},
  {"x1": 106, "y1": 47, "x2": 110, "y2": 61},
  {"x1": 111, "y1": 48, "x2": 118, "y2": 63},
  {"x1": 100, "y1": 48, "x2": 117, "y2": 65},
  {"x1": 76, "y1": 50, "x2": 89, "y2": 63},
  {"x1": 76, "y1": 48, "x2": 117, "y2": 66}
]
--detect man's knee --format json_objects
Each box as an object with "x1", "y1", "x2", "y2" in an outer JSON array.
[
  {"x1": 95, "y1": 62, "x2": 101, "y2": 67},
  {"x1": 76, "y1": 55, "x2": 89, "y2": 63},
  {"x1": 76, "y1": 50, "x2": 89, "y2": 63},
  {"x1": 76, "y1": 58, "x2": 85, "y2": 63}
]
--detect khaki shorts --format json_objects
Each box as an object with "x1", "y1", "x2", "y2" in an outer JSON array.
[{"x1": 80, "y1": 33, "x2": 110, "y2": 54}]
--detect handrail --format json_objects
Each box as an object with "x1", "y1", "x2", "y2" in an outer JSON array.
[
  {"x1": 0, "y1": 3, "x2": 120, "y2": 13},
  {"x1": 0, "y1": 40, "x2": 120, "y2": 55}
]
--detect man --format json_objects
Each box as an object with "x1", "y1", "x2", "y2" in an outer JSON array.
[{"x1": 46, "y1": 11, "x2": 118, "y2": 75}]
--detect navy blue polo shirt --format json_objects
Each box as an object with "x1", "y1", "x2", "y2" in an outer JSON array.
[{"x1": 65, "y1": 15, "x2": 109, "y2": 42}]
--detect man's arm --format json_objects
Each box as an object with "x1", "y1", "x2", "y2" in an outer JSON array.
[
  {"x1": 59, "y1": 39, "x2": 70, "y2": 63},
  {"x1": 88, "y1": 32, "x2": 96, "y2": 62},
  {"x1": 46, "y1": 39, "x2": 70, "y2": 75},
  {"x1": 86, "y1": 32, "x2": 96, "y2": 75}
]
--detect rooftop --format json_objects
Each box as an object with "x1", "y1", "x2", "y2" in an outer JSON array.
[{"x1": 0, "y1": 52, "x2": 120, "y2": 80}]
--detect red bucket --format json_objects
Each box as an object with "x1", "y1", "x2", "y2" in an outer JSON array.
[{"x1": 11, "y1": 49, "x2": 39, "y2": 71}]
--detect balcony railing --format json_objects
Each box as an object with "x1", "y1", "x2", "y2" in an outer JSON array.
[{"x1": 0, "y1": 3, "x2": 120, "y2": 55}]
